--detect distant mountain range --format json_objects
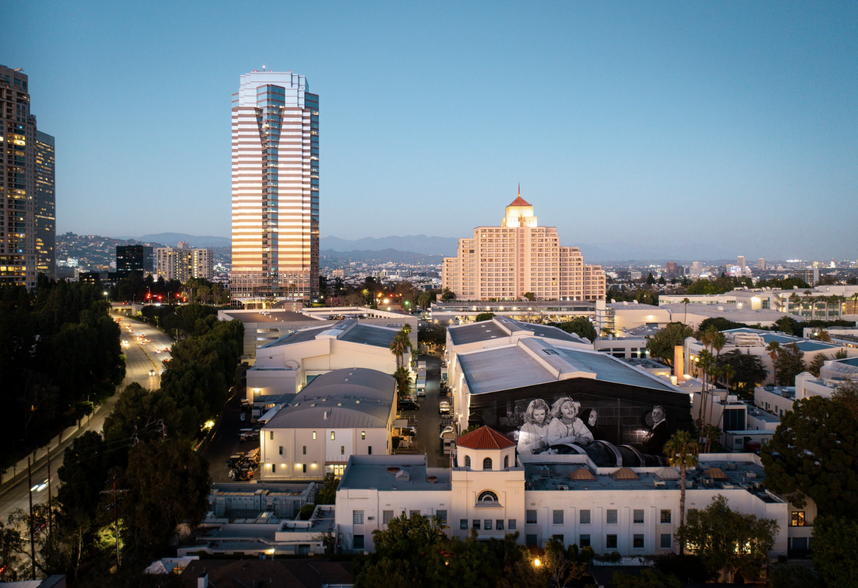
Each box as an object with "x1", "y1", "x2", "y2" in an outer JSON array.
[
  {"x1": 321, "y1": 235, "x2": 460, "y2": 257},
  {"x1": 321, "y1": 248, "x2": 443, "y2": 265},
  {"x1": 115, "y1": 233, "x2": 232, "y2": 248}
]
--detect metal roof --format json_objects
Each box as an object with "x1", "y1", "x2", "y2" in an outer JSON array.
[
  {"x1": 338, "y1": 455, "x2": 452, "y2": 491},
  {"x1": 264, "y1": 368, "x2": 395, "y2": 430},
  {"x1": 449, "y1": 321, "x2": 508, "y2": 345},
  {"x1": 340, "y1": 323, "x2": 398, "y2": 348},
  {"x1": 260, "y1": 319, "x2": 397, "y2": 350},
  {"x1": 459, "y1": 346, "x2": 555, "y2": 394}
]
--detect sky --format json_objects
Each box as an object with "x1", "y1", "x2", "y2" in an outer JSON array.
[{"x1": 3, "y1": 1, "x2": 856, "y2": 261}]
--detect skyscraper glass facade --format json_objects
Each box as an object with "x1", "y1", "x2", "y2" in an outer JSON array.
[
  {"x1": 230, "y1": 71, "x2": 319, "y2": 301},
  {"x1": 35, "y1": 130, "x2": 55, "y2": 280}
]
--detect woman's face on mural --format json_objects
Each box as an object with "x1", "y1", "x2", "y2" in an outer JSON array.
[
  {"x1": 532, "y1": 407, "x2": 546, "y2": 424},
  {"x1": 588, "y1": 411, "x2": 598, "y2": 426},
  {"x1": 560, "y1": 401, "x2": 577, "y2": 420}
]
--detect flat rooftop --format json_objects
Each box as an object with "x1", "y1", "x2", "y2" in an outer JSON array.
[{"x1": 338, "y1": 455, "x2": 452, "y2": 492}]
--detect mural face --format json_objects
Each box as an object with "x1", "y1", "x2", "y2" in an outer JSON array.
[{"x1": 468, "y1": 381, "x2": 691, "y2": 467}]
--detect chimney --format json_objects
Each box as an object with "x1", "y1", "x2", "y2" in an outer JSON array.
[{"x1": 198, "y1": 573, "x2": 209, "y2": 588}]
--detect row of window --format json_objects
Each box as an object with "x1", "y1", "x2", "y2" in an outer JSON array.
[
  {"x1": 525, "y1": 533, "x2": 671, "y2": 550},
  {"x1": 278, "y1": 445, "x2": 372, "y2": 456},
  {"x1": 525, "y1": 508, "x2": 672, "y2": 526},
  {"x1": 270, "y1": 430, "x2": 368, "y2": 441}
]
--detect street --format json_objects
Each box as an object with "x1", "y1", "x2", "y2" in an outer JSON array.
[
  {"x1": 410, "y1": 354, "x2": 450, "y2": 468},
  {"x1": 0, "y1": 314, "x2": 173, "y2": 521}
]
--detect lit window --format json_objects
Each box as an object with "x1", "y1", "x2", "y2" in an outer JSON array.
[
  {"x1": 331, "y1": 431, "x2": 335, "y2": 440},
  {"x1": 791, "y1": 511, "x2": 806, "y2": 527},
  {"x1": 361, "y1": 431, "x2": 366, "y2": 440}
]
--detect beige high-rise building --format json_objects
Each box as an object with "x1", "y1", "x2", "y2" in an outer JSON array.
[
  {"x1": 156, "y1": 242, "x2": 213, "y2": 283},
  {"x1": 230, "y1": 70, "x2": 319, "y2": 301},
  {"x1": 442, "y1": 195, "x2": 606, "y2": 301}
]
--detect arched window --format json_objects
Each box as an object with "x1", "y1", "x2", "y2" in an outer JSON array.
[
  {"x1": 464, "y1": 455, "x2": 471, "y2": 468},
  {"x1": 483, "y1": 457, "x2": 492, "y2": 470},
  {"x1": 504, "y1": 455, "x2": 509, "y2": 469},
  {"x1": 478, "y1": 491, "x2": 499, "y2": 503}
]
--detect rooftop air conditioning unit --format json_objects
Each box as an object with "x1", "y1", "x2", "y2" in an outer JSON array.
[{"x1": 557, "y1": 485, "x2": 569, "y2": 490}]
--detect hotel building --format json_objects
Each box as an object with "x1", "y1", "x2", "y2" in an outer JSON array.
[
  {"x1": 230, "y1": 70, "x2": 319, "y2": 302},
  {"x1": 442, "y1": 195, "x2": 606, "y2": 302}
]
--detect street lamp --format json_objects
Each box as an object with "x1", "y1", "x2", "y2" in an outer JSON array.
[{"x1": 104, "y1": 290, "x2": 109, "y2": 310}]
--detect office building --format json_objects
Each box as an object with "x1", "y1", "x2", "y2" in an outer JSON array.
[
  {"x1": 34, "y1": 131, "x2": 55, "y2": 280},
  {"x1": 1, "y1": 66, "x2": 43, "y2": 288},
  {"x1": 758, "y1": 257, "x2": 765, "y2": 270},
  {"x1": 442, "y1": 194, "x2": 606, "y2": 301},
  {"x1": 737, "y1": 256, "x2": 746, "y2": 274},
  {"x1": 116, "y1": 245, "x2": 153, "y2": 277},
  {"x1": 230, "y1": 70, "x2": 319, "y2": 302},
  {"x1": 155, "y1": 242, "x2": 213, "y2": 283}
]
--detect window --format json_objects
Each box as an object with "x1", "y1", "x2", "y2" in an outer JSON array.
[
  {"x1": 312, "y1": 431, "x2": 316, "y2": 440},
  {"x1": 552, "y1": 534, "x2": 564, "y2": 543},
  {"x1": 485, "y1": 520, "x2": 492, "y2": 530},
  {"x1": 606, "y1": 509, "x2": 618, "y2": 525},
  {"x1": 580, "y1": 534, "x2": 591, "y2": 547},
  {"x1": 483, "y1": 457, "x2": 493, "y2": 470},
  {"x1": 279, "y1": 446, "x2": 283, "y2": 455},
  {"x1": 354, "y1": 535, "x2": 364, "y2": 550},
  {"x1": 508, "y1": 519, "x2": 516, "y2": 531},
  {"x1": 633, "y1": 534, "x2": 644, "y2": 549},
  {"x1": 302, "y1": 446, "x2": 306, "y2": 455},
  {"x1": 473, "y1": 520, "x2": 481, "y2": 530},
  {"x1": 269, "y1": 431, "x2": 274, "y2": 440},
  {"x1": 383, "y1": 510, "x2": 393, "y2": 525},
  {"x1": 580, "y1": 510, "x2": 591, "y2": 524},
  {"x1": 460, "y1": 519, "x2": 468, "y2": 530},
  {"x1": 633, "y1": 509, "x2": 644, "y2": 524},
  {"x1": 606, "y1": 534, "x2": 618, "y2": 549},
  {"x1": 791, "y1": 511, "x2": 806, "y2": 527},
  {"x1": 504, "y1": 455, "x2": 509, "y2": 468},
  {"x1": 526, "y1": 534, "x2": 538, "y2": 547},
  {"x1": 478, "y1": 491, "x2": 499, "y2": 503},
  {"x1": 437, "y1": 510, "x2": 447, "y2": 524},
  {"x1": 353, "y1": 510, "x2": 364, "y2": 525},
  {"x1": 361, "y1": 431, "x2": 366, "y2": 440},
  {"x1": 526, "y1": 510, "x2": 538, "y2": 525},
  {"x1": 465, "y1": 455, "x2": 471, "y2": 467},
  {"x1": 661, "y1": 534, "x2": 672, "y2": 549},
  {"x1": 302, "y1": 464, "x2": 306, "y2": 473},
  {"x1": 496, "y1": 519, "x2": 504, "y2": 531},
  {"x1": 368, "y1": 446, "x2": 372, "y2": 455},
  {"x1": 660, "y1": 510, "x2": 672, "y2": 524},
  {"x1": 331, "y1": 431, "x2": 335, "y2": 440},
  {"x1": 341, "y1": 446, "x2": 345, "y2": 455},
  {"x1": 553, "y1": 510, "x2": 564, "y2": 525},
  {"x1": 272, "y1": 464, "x2": 276, "y2": 473}
]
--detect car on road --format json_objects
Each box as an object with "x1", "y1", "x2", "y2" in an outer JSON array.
[
  {"x1": 439, "y1": 400, "x2": 451, "y2": 415},
  {"x1": 148, "y1": 369, "x2": 156, "y2": 376},
  {"x1": 398, "y1": 400, "x2": 420, "y2": 411}
]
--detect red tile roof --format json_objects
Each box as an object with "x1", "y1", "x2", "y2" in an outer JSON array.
[
  {"x1": 456, "y1": 426, "x2": 516, "y2": 450},
  {"x1": 507, "y1": 195, "x2": 531, "y2": 207}
]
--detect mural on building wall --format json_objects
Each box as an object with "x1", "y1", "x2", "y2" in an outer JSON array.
[{"x1": 468, "y1": 382, "x2": 692, "y2": 467}]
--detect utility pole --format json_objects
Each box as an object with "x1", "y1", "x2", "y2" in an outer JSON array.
[
  {"x1": 27, "y1": 457, "x2": 35, "y2": 580},
  {"x1": 47, "y1": 447, "x2": 53, "y2": 547},
  {"x1": 101, "y1": 475, "x2": 129, "y2": 569}
]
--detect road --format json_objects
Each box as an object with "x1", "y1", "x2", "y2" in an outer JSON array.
[
  {"x1": 0, "y1": 314, "x2": 173, "y2": 521},
  {"x1": 410, "y1": 354, "x2": 450, "y2": 468}
]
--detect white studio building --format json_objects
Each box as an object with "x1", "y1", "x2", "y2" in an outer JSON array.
[
  {"x1": 259, "y1": 368, "x2": 396, "y2": 480},
  {"x1": 334, "y1": 427, "x2": 789, "y2": 557},
  {"x1": 246, "y1": 318, "x2": 410, "y2": 404}
]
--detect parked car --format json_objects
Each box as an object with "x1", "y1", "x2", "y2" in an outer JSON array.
[
  {"x1": 398, "y1": 400, "x2": 420, "y2": 411},
  {"x1": 439, "y1": 400, "x2": 451, "y2": 415}
]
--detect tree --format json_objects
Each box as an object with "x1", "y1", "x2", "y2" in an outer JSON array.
[
  {"x1": 548, "y1": 317, "x2": 598, "y2": 342},
  {"x1": 121, "y1": 439, "x2": 211, "y2": 557},
  {"x1": 474, "y1": 313, "x2": 495, "y2": 322},
  {"x1": 440, "y1": 288, "x2": 456, "y2": 302},
  {"x1": 646, "y1": 323, "x2": 694, "y2": 367},
  {"x1": 808, "y1": 353, "x2": 827, "y2": 377},
  {"x1": 663, "y1": 430, "x2": 699, "y2": 551},
  {"x1": 314, "y1": 473, "x2": 340, "y2": 505},
  {"x1": 834, "y1": 348, "x2": 848, "y2": 360},
  {"x1": 716, "y1": 350, "x2": 767, "y2": 396},
  {"x1": 612, "y1": 569, "x2": 682, "y2": 588},
  {"x1": 523, "y1": 292, "x2": 535, "y2": 301},
  {"x1": 543, "y1": 536, "x2": 587, "y2": 588},
  {"x1": 675, "y1": 495, "x2": 777, "y2": 582},
  {"x1": 774, "y1": 343, "x2": 805, "y2": 386},
  {"x1": 762, "y1": 393, "x2": 858, "y2": 519},
  {"x1": 389, "y1": 329, "x2": 412, "y2": 369},
  {"x1": 393, "y1": 367, "x2": 412, "y2": 400},
  {"x1": 681, "y1": 298, "x2": 690, "y2": 325},
  {"x1": 811, "y1": 516, "x2": 858, "y2": 588}
]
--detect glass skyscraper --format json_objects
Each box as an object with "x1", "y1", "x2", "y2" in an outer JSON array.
[
  {"x1": 230, "y1": 70, "x2": 319, "y2": 302},
  {"x1": 35, "y1": 130, "x2": 56, "y2": 280}
]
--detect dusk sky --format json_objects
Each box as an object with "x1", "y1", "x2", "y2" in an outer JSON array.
[{"x1": 4, "y1": 1, "x2": 856, "y2": 260}]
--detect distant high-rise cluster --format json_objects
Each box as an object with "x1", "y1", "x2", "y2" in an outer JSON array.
[
  {"x1": 116, "y1": 245, "x2": 153, "y2": 277},
  {"x1": 442, "y1": 194, "x2": 606, "y2": 301},
  {"x1": 1, "y1": 65, "x2": 55, "y2": 288},
  {"x1": 156, "y1": 242, "x2": 213, "y2": 282},
  {"x1": 230, "y1": 70, "x2": 319, "y2": 302}
]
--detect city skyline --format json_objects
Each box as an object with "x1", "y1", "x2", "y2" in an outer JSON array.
[{"x1": 3, "y1": 1, "x2": 857, "y2": 260}]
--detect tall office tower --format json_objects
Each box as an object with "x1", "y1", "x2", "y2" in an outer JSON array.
[
  {"x1": 1, "y1": 66, "x2": 38, "y2": 288},
  {"x1": 34, "y1": 130, "x2": 56, "y2": 279},
  {"x1": 230, "y1": 70, "x2": 319, "y2": 302},
  {"x1": 116, "y1": 245, "x2": 153, "y2": 277},
  {"x1": 442, "y1": 194, "x2": 606, "y2": 301},
  {"x1": 737, "y1": 255, "x2": 746, "y2": 274},
  {"x1": 757, "y1": 257, "x2": 765, "y2": 270},
  {"x1": 156, "y1": 242, "x2": 213, "y2": 282},
  {"x1": 691, "y1": 261, "x2": 702, "y2": 277}
]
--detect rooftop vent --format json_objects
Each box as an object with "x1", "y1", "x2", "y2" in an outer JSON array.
[{"x1": 612, "y1": 468, "x2": 640, "y2": 481}]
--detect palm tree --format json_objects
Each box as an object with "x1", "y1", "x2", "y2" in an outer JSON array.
[
  {"x1": 681, "y1": 298, "x2": 690, "y2": 325},
  {"x1": 393, "y1": 367, "x2": 412, "y2": 402},
  {"x1": 696, "y1": 327, "x2": 718, "y2": 442},
  {"x1": 664, "y1": 430, "x2": 700, "y2": 554},
  {"x1": 705, "y1": 331, "x2": 727, "y2": 437},
  {"x1": 766, "y1": 341, "x2": 780, "y2": 385},
  {"x1": 389, "y1": 330, "x2": 411, "y2": 369}
]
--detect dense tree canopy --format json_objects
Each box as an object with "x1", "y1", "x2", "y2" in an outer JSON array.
[
  {"x1": 773, "y1": 343, "x2": 806, "y2": 386},
  {"x1": 646, "y1": 323, "x2": 694, "y2": 367},
  {"x1": 811, "y1": 516, "x2": 858, "y2": 588},
  {"x1": 715, "y1": 350, "x2": 767, "y2": 395},
  {"x1": 548, "y1": 316, "x2": 598, "y2": 342}
]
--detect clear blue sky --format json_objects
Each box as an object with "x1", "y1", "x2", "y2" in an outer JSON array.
[{"x1": 4, "y1": 1, "x2": 856, "y2": 260}]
